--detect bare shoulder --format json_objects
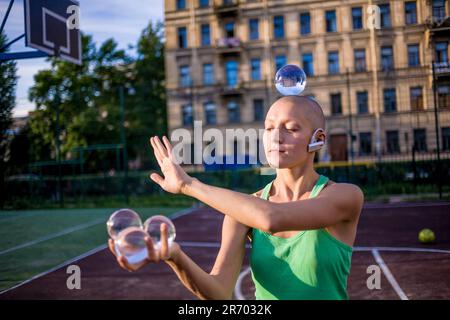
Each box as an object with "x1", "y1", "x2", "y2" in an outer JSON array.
[{"x1": 321, "y1": 180, "x2": 364, "y2": 218}]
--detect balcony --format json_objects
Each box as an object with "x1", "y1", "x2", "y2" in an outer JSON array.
[
  {"x1": 214, "y1": 0, "x2": 239, "y2": 18},
  {"x1": 425, "y1": 15, "x2": 450, "y2": 32},
  {"x1": 215, "y1": 37, "x2": 242, "y2": 55},
  {"x1": 434, "y1": 62, "x2": 450, "y2": 78},
  {"x1": 219, "y1": 82, "x2": 245, "y2": 96}
]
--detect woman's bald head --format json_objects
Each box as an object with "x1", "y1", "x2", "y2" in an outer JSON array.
[{"x1": 266, "y1": 96, "x2": 326, "y2": 132}]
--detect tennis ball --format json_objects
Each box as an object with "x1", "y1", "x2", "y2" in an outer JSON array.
[{"x1": 418, "y1": 229, "x2": 435, "y2": 244}]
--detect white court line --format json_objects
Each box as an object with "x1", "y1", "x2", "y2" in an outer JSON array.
[
  {"x1": 371, "y1": 249, "x2": 409, "y2": 300},
  {"x1": 0, "y1": 218, "x2": 105, "y2": 256},
  {"x1": 0, "y1": 206, "x2": 197, "y2": 295},
  {"x1": 0, "y1": 245, "x2": 108, "y2": 295},
  {"x1": 354, "y1": 246, "x2": 450, "y2": 254},
  {"x1": 0, "y1": 207, "x2": 197, "y2": 256}
]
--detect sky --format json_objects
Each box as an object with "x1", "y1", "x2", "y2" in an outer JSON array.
[{"x1": 0, "y1": 0, "x2": 164, "y2": 117}]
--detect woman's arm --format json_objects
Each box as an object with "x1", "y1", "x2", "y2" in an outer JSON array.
[
  {"x1": 149, "y1": 136, "x2": 363, "y2": 234},
  {"x1": 165, "y1": 215, "x2": 248, "y2": 300}
]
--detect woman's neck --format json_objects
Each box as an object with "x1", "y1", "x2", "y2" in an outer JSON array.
[{"x1": 274, "y1": 162, "x2": 319, "y2": 201}]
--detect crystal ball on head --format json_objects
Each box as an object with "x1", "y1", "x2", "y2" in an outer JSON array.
[{"x1": 274, "y1": 64, "x2": 307, "y2": 96}]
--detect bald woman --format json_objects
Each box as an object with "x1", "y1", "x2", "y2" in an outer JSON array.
[{"x1": 108, "y1": 96, "x2": 364, "y2": 300}]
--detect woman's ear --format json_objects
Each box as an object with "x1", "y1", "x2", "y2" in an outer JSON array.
[{"x1": 307, "y1": 128, "x2": 325, "y2": 153}]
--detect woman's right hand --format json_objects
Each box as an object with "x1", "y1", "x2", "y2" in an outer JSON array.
[{"x1": 108, "y1": 223, "x2": 180, "y2": 272}]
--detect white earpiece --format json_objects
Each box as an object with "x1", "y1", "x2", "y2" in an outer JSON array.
[{"x1": 307, "y1": 128, "x2": 325, "y2": 153}]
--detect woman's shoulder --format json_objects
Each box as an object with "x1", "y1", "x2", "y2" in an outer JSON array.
[{"x1": 321, "y1": 179, "x2": 364, "y2": 209}]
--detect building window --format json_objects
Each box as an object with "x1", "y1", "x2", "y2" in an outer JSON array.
[
  {"x1": 179, "y1": 65, "x2": 191, "y2": 87},
  {"x1": 224, "y1": 21, "x2": 235, "y2": 38},
  {"x1": 204, "y1": 102, "x2": 216, "y2": 125},
  {"x1": 275, "y1": 55, "x2": 286, "y2": 73},
  {"x1": 227, "y1": 101, "x2": 240, "y2": 123},
  {"x1": 253, "y1": 99, "x2": 264, "y2": 121},
  {"x1": 225, "y1": 60, "x2": 238, "y2": 86},
  {"x1": 201, "y1": 24, "x2": 210, "y2": 46},
  {"x1": 413, "y1": 128, "x2": 427, "y2": 152},
  {"x1": 359, "y1": 132, "x2": 372, "y2": 155},
  {"x1": 178, "y1": 27, "x2": 187, "y2": 48},
  {"x1": 438, "y1": 85, "x2": 450, "y2": 108},
  {"x1": 442, "y1": 127, "x2": 450, "y2": 151},
  {"x1": 182, "y1": 104, "x2": 193, "y2": 126},
  {"x1": 251, "y1": 58, "x2": 261, "y2": 80},
  {"x1": 435, "y1": 42, "x2": 448, "y2": 63},
  {"x1": 325, "y1": 10, "x2": 337, "y2": 32},
  {"x1": 405, "y1": 1, "x2": 417, "y2": 25},
  {"x1": 379, "y1": 4, "x2": 391, "y2": 28},
  {"x1": 408, "y1": 44, "x2": 420, "y2": 66},
  {"x1": 352, "y1": 7, "x2": 363, "y2": 30},
  {"x1": 386, "y1": 130, "x2": 400, "y2": 154},
  {"x1": 273, "y1": 15, "x2": 285, "y2": 39},
  {"x1": 199, "y1": 0, "x2": 209, "y2": 8},
  {"x1": 381, "y1": 46, "x2": 393, "y2": 70},
  {"x1": 302, "y1": 53, "x2": 314, "y2": 76},
  {"x1": 300, "y1": 12, "x2": 311, "y2": 35},
  {"x1": 249, "y1": 18, "x2": 259, "y2": 40},
  {"x1": 383, "y1": 88, "x2": 397, "y2": 113},
  {"x1": 433, "y1": 0, "x2": 446, "y2": 22},
  {"x1": 354, "y1": 49, "x2": 366, "y2": 72},
  {"x1": 410, "y1": 86, "x2": 423, "y2": 111},
  {"x1": 328, "y1": 51, "x2": 340, "y2": 74},
  {"x1": 177, "y1": 0, "x2": 186, "y2": 10},
  {"x1": 357, "y1": 91, "x2": 369, "y2": 114},
  {"x1": 203, "y1": 63, "x2": 214, "y2": 85},
  {"x1": 330, "y1": 93, "x2": 342, "y2": 115}
]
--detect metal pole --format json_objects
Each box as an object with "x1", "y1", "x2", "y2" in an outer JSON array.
[
  {"x1": 431, "y1": 61, "x2": 442, "y2": 199},
  {"x1": 0, "y1": 33, "x2": 24, "y2": 52},
  {"x1": 346, "y1": 69, "x2": 354, "y2": 164},
  {"x1": 0, "y1": 0, "x2": 15, "y2": 35},
  {"x1": 119, "y1": 86, "x2": 129, "y2": 205},
  {"x1": 55, "y1": 93, "x2": 63, "y2": 207},
  {"x1": 80, "y1": 148, "x2": 84, "y2": 202}
]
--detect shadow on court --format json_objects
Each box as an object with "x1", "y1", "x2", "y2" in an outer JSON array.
[{"x1": 1, "y1": 202, "x2": 449, "y2": 300}]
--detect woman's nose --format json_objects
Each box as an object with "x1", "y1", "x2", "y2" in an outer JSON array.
[{"x1": 270, "y1": 128, "x2": 283, "y2": 144}]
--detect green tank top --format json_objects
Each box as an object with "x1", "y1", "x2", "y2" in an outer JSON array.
[{"x1": 250, "y1": 175, "x2": 353, "y2": 300}]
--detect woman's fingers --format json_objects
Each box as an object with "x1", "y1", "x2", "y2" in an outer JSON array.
[
  {"x1": 118, "y1": 256, "x2": 133, "y2": 272},
  {"x1": 150, "y1": 137, "x2": 164, "y2": 167},
  {"x1": 145, "y1": 236, "x2": 159, "y2": 262},
  {"x1": 153, "y1": 136, "x2": 169, "y2": 159},
  {"x1": 149, "y1": 172, "x2": 164, "y2": 187},
  {"x1": 160, "y1": 223, "x2": 169, "y2": 260},
  {"x1": 162, "y1": 136, "x2": 174, "y2": 160},
  {"x1": 108, "y1": 239, "x2": 117, "y2": 257}
]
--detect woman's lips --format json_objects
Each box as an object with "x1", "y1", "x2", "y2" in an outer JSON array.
[{"x1": 270, "y1": 149, "x2": 286, "y2": 153}]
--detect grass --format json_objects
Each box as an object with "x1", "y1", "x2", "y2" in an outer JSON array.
[{"x1": 0, "y1": 206, "x2": 187, "y2": 292}]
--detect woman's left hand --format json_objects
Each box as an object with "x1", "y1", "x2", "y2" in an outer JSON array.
[{"x1": 149, "y1": 136, "x2": 194, "y2": 194}]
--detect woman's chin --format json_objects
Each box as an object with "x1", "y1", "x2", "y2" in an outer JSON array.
[{"x1": 268, "y1": 158, "x2": 290, "y2": 169}]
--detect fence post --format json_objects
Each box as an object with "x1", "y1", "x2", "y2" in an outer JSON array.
[{"x1": 431, "y1": 62, "x2": 442, "y2": 199}]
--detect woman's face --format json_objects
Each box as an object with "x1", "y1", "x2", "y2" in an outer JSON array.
[{"x1": 263, "y1": 100, "x2": 316, "y2": 169}]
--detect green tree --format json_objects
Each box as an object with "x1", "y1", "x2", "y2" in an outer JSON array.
[
  {"x1": 0, "y1": 32, "x2": 18, "y2": 208},
  {"x1": 129, "y1": 21, "x2": 166, "y2": 168},
  {"x1": 28, "y1": 34, "x2": 131, "y2": 169},
  {"x1": 26, "y1": 21, "x2": 166, "y2": 173}
]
